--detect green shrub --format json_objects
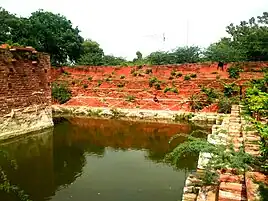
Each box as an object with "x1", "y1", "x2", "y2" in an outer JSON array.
[
  {"x1": 154, "y1": 83, "x2": 161, "y2": 90},
  {"x1": 169, "y1": 76, "x2": 174, "y2": 80},
  {"x1": 216, "y1": 75, "x2": 221, "y2": 79},
  {"x1": 120, "y1": 75, "x2": 125, "y2": 79},
  {"x1": 227, "y1": 64, "x2": 243, "y2": 79},
  {"x1": 176, "y1": 72, "x2": 183, "y2": 77},
  {"x1": 224, "y1": 83, "x2": 239, "y2": 97},
  {"x1": 83, "y1": 84, "x2": 88, "y2": 89},
  {"x1": 63, "y1": 71, "x2": 70, "y2": 76},
  {"x1": 184, "y1": 75, "x2": 191, "y2": 80},
  {"x1": 171, "y1": 87, "x2": 178, "y2": 93},
  {"x1": 105, "y1": 77, "x2": 112, "y2": 81},
  {"x1": 52, "y1": 83, "x2": 71, "y2": 104},
  {"x1": 190, "y1": 73, "x2": 197, "y2": 78},
  {"x1": 137, "y1": 65, "x2": 143, "y2": 69},
  {"x1": 71, "y1": 81, "x2": 75, "y2": 85},
  {"x1": 88, "y1": 76, "x2": 93, "y2": 81},
  {"x1": 201, "y1": 87, "x2": 219, "y2": 103},
  {"x1": 164, "y1": 87, "x2": 171, "y2": 93},
  {"x1": 171, "y1": 70, "x2": 176, "y2": 76},
  {"x1": 145, "y1": 68, "x2": 153, "y2": 74},
  {"x1": 97, "y1": 80, "x2": 102, "y2": 87},
  {"x1": 211, "y1": 72, "x2": 218, "y2": 74},
  {"x1": 117, "y1": 83, "x2": 125, "y2": 88},
  {"x1": 126, "y1": 95, "x2": 135, "y2": 102},
  {"x1": 149, "y1": 77, "x2": 158, "y2": 87}
]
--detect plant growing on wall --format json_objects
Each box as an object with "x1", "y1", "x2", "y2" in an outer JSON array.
[{"x1": 52, "y1": 82, "x2": 71, "y2": 104}]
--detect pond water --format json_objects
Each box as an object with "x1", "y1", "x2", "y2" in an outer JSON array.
[{"x1": 0, "y1": 118, "x2": 209, "y2": 201}]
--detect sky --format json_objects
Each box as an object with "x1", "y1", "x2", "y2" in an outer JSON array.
[{"x1": 1, "y1": 0, "x2": 268, "y2": 60}]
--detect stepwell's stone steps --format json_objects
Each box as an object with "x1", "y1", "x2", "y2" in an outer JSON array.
[{"x1": 182, "y1": 105, "x2": 265, "y2": 201}]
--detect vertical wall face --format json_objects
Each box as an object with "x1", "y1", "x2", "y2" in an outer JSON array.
[{"x1": 0, "y1": 48, "x2": 53, "y2": 140}]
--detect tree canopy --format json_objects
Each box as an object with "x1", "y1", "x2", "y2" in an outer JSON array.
[{"x1": 1, "y1": 7, "x2": 268, "y2": 66}]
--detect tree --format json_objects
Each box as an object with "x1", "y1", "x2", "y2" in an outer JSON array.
[
  {"x1": 226, "y1": 12, "x2": 268, "y2": 61},
  {"x1": 136, "y1": 51, "x2": 142, "y2": 60},
  {"x1": 146, "y1": 51, "x2": 174, "y2": 65},
  {"x1": 204, "y1": 38, "x2": 245, "y2": 62},
  {"x1": 26, "y1": 10, "x2": 84, "y2": 65},
  {"x1": 172, "y1": 46, "x2": 201, "y2": 63},
  {"x1": 102, "y1": 55, "x2": 126, "y2": 66},
  {"x1": 0, "y1": 8, "x2": 84, "y2": 66},
  {"x1": 78, "y1": 39, "x2": 104, "y2": 66},
  {"x1": 0, "y1": 7, "x2": 19, "y2": 44}
]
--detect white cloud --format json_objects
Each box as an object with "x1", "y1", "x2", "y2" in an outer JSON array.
[{"x1": 1, "y1": 0, "x2": 268, "y2": 59}]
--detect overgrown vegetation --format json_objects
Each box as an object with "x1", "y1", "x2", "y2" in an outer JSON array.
[
  {"x1": 52, "y1": 82, "x2": 72, "y2": 104},
  {"x1": 166, "y1": 136, "x2": 253, "y2": 185},
  {"x1": 164, "y1": 87, "x2": 179, "y2": 94},
  {"x1": 227, "y1": 64, "x2": 243, "y2": 79},
  {"x1": 125, "y1": 95, "x2": 136, "y2": 102},
  {"x1": 184, "y1": 75, "x2": 191, "y2": 80}
]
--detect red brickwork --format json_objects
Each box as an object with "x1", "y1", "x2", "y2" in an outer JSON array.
[{"x1": 0, "y1": 48, "x2": 51, "y2": 116}]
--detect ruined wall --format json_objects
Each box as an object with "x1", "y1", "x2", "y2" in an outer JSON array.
[{"x1": 0, "y1": 47, "x2": 53, "y2": 140}]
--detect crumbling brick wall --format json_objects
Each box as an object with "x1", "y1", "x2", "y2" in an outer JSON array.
[
  {"x1": 0, "y1": 46, "x2": 53, "y2": 139},
  {"x1": 0, "y1": 47, "x2": 51, "y2": 116}
]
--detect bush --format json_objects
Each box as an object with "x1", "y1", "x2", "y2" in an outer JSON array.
[
  {"x1": 171, "y1": 87, "x2": 179, "y2": 93},
  {"x1": 227, "y1": 64, "x2": 243, "y2": 79},
  {"x1": 83, "y1": 84, "x2": 88, "y2": 89},
  {"x1": 117, "y1": 83, "x2": 125, "y2": 88},
  {"x1": 137, "y1": 65, "x2": 143, "y2": 69},
  {"x1": 154, "y1": 83, "x2": 161, "y2": 90},
  {"x1": 216, "y1": 75, "x2": 221, "y2": 79},
  {"x1": 171, "y1": 70, "x2": 176, "y2": 76},
  {"x1": 176, "y1": 72, "x2": 183, "y2": 77},
  {"x1": 218, "y1": 97, "x2": 239, "y2": 113},
  {"x1": 190, "y1": 73, "x2": 197, "y2": 78},
  {"x1": 164, "y1": 87, "x2": 178, "y2": 93},
  {"x1": 164, "y1": 87, "x2": 171, "y2": 93},
  {"x1": 52, "y1": 83, "x2": 71, "y2": 104},
  {"x1": 169, "y1": 76, "x2": 174, "y2": 80},
  {"x1": 184, "y1": 75, "x2": 191, "y2": 80},
  {"x1": 224, "y1": 83, "x2": 239, "y2": 97},
  {"x1": 126, "y1": 95, "x2": 135, "y2": 102},
  {"x1": 211, "y1": 71, "x2": 218, "y2": 74},
  {"x1": 97, "y1": 80, "x2": 102, "y2": 87},
  {"x1": 145, "y1": 68, "x2": 153, "y2": 74},
  {"x1": 88, "y1": 76, "x2": 93, "y2": 81},
  {"x1": 120, "y1": 75, "x2": 125, "y2": 79},
  {"x1": 149, "y1": 77, "x2": 159, "y2": 87}
]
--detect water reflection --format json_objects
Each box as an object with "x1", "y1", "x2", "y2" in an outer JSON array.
[{"x1": 0, "y1": 118, "x2": 209, "y2": 201}]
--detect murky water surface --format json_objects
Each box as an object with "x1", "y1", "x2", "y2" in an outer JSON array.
[{"x1": 0, "y1": 118, "x2": 209, "y2": 201}]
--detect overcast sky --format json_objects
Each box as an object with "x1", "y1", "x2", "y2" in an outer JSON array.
[{"x1": 1, "y1": 0, "x2": 268, "y2": 59}]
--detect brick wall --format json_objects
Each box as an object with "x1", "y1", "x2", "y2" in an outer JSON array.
[{"x1": 0, "y1": 47, "x2": 51, "y2": 116}]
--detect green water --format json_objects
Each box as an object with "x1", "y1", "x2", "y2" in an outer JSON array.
[{"x1": 0, "y1": 117, "x2": 208, "y2": 201}]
